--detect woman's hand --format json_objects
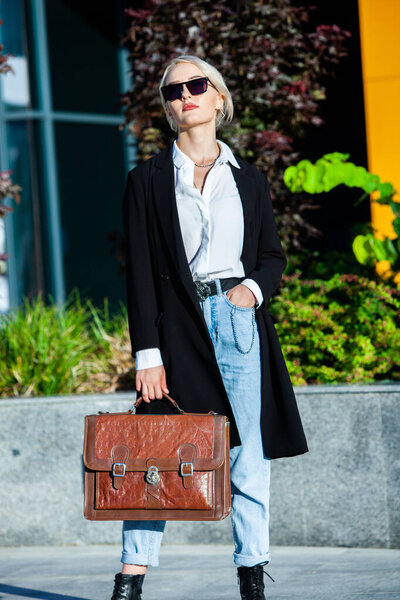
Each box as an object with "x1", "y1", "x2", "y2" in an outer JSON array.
[
  {"x1": 136, "y1": 365, "x2": 169, "y2": 403},
  {"x1": 226, "y1": 284, "x2": 257, "y2": 308}
]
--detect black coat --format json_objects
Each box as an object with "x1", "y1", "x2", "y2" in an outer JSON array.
[{"x1": 122, "y1": 141, "x2": 308, "y2": 459}]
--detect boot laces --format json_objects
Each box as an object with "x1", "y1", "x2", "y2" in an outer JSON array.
[
  {"x1": 111, "y1": 576, "x2": 125, "y2": 600},
  {"x1": 111, "y1": 573, "x2": 143, "y2": 600},
  {"x1": 237, "y1": 561, "x2": 275, "y2": 599}
]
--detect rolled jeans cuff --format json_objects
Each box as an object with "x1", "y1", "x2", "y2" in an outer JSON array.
[
  {"x1": 121, "y1": 551, "x2": 159, "y2": 567},
  {"x1": 233, "y1": 551, "x2": 271, "y2": 567}
]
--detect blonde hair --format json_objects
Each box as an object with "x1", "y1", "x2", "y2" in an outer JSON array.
[{"x1": 159, "y1": 54, "x2": 234, "y2": 132}]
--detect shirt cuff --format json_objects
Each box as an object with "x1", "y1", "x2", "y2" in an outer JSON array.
[
  {"x1": 241, "y1": 278, "x2": 264, "y2": 309},
  {"x1": 135, "y1": 348, "x2": 163, "y2": 370}
]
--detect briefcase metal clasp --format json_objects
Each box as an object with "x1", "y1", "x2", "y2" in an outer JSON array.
[{"x1": 145, "y1": 465, "x2": 161, "y2": 485}]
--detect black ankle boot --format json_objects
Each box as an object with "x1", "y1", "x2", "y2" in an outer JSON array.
[
  {"x1": 111, "y1": 572, "x2": 145, "y2": 600},
  {"x1": 237, "y1": 561, "x2": 275, "y2": 600}
]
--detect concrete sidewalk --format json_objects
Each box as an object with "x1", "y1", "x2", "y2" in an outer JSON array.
[{"x1": 0, "y1": 544, "x2": 399, "y2": 600}]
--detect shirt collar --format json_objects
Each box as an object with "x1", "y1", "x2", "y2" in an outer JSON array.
[{"x1": 172, "y1": 138, "x2": 240, "y2": 170}]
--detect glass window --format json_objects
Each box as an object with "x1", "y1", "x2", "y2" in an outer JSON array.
[
  {"x1": 1, "y1": 0, "x2": 129, "y2": 312},
  {"x1": 6, "y1": 120, "x2": 45, "y2": 300},
  {"x1": 45, "y1": 0, "x2": 122, "y2": 115},
  {"x1": 54, "y1": 121, "x2": 126, "y2": 309},
  {"x1": 0, "y1": 0, "x2": 38, "y2": 111}
]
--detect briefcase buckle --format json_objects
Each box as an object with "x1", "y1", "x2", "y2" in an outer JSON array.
[
  {"x1": 180, "y1": 462, "x2": 194, "y2": 477},
  {"x1": 112, "y1": 462, "x2": 126, "y2": 477}
]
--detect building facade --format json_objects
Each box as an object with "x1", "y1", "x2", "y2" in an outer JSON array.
[{"x1": 0, "y1": 0, "x2": 134, "y2": 313}]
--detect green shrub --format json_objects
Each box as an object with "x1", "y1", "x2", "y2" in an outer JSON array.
[
  {"x1": 0, "y1": 289, "x2": 132, "y2": 398},
  {"x1": 270, "y1": 273, "x2": 400, "y2": 385},
  {"x1": 1, "y1": 275, "x2": 399, "y2": 397}
]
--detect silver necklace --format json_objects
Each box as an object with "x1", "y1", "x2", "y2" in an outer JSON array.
[
  {"x1": 193, "y1": 146, "x2": 221, "y2": 167},
  {"x1": 194, "y1": 158, "x2": 216, "y2": 167}
]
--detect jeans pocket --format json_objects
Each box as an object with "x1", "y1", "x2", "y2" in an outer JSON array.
[{"x1": 222, "y1": 290, "x2": 254, "y2": 311}]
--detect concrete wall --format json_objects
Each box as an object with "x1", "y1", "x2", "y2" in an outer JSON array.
[{"x1": 0, "y1": 384, "x2": 399, "y2": 548}]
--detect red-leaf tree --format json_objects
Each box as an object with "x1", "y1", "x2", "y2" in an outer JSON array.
[{"x1": 119, "y1": 0, "x2": 350, "y2": 252}]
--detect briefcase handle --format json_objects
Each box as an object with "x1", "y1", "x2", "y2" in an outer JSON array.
[
  {"x1": 133, "y1": 391, "x2": 219, "y2": 416},
  {"x1": 134, "y1": 391, "x2": 186, "y2": 413},
  {"x1": 96, "y1": 391, "x2": 219, "y2": 417}
]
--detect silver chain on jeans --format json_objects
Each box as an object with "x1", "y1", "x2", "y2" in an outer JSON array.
[{"x1": 230, "y1": 305, "x2": 256, "y2": 354}]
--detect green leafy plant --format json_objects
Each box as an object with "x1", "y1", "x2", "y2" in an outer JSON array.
[
  {"x1": 352, "y1": 203, "x2": 400, "y2": 275},
  {"x1": 0, "y1": 289, "x2": 133, "y2": 398},
  {"x1": 270, "y1": 273, "x2": 400, "y2": 385},
  {"x1": 284, "y1": 152, "x2": 400, "y2": 278},
  {"x1": 1, "y1": 275, "x2": 399, "y2": 397}
]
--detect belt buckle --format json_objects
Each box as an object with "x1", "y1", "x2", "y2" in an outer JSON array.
[{"x1": 194, "y1": 280, "x2": 211, "y2": 301}]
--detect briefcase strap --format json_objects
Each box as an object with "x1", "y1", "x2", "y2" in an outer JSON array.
[
  {"x1": 134, "y1": 391, "x2": 186, "y2": 413},
  {"x1": 97, "y1": 392, "x2": 219, "y2": 417}
]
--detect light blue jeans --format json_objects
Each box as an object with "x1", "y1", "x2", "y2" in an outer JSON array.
[{"x1": 122, "y1": 278, "x2": 271, "y2": 567}]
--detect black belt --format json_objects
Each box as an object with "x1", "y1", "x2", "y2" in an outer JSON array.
[{"x1": 193, "y1": 277, "x2": 244, "y2": 301}]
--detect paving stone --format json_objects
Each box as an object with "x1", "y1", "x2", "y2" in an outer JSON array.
[{"x1": 0, "y1": 545, "x2": 399, "y2": 600}]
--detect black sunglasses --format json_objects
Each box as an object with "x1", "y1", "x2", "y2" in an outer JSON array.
[{"x1": 161, "y1": 76, "x2": 218, "y2": 102}]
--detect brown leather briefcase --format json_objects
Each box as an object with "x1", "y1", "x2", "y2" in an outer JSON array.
[{"x1": 83, "y1": 392, "x2": 231, "y2": 521}]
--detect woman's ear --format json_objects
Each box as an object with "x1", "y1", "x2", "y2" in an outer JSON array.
[{"x1": 217, "y1": 94, "x2": 225, "y2": 112}]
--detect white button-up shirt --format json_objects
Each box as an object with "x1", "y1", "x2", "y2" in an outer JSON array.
[{"x1": 135, "y1": 138, "x2": 263, "y2": 370}]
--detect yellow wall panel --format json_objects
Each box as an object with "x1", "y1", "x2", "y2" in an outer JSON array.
[
  {"x1": 358, "y1": 0, "x2": 400, "y2": 80},
  {"x1": 358, "y1": 0, "x2": 400, "y2": 246}
]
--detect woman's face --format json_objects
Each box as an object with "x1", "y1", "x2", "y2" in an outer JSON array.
[{"x1": 164, "y1": 62, "x2": 224, "y2": 132}]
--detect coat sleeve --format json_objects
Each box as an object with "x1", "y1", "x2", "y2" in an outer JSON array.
[
  {"x1": 245, "y1": 173, "x2": 287, "y2": 308},
  {"x1": 122, "y1": 169, "x2": 161, "y2": 358}
]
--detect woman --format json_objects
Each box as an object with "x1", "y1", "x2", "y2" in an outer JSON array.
[{"x1": 114, "y1": 55, "x2": 308, "y2": 600}]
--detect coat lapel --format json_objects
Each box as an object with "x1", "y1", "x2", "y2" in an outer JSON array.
[{"x1": 152, "y1": 141, "x2": 257, "y2": 334}]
